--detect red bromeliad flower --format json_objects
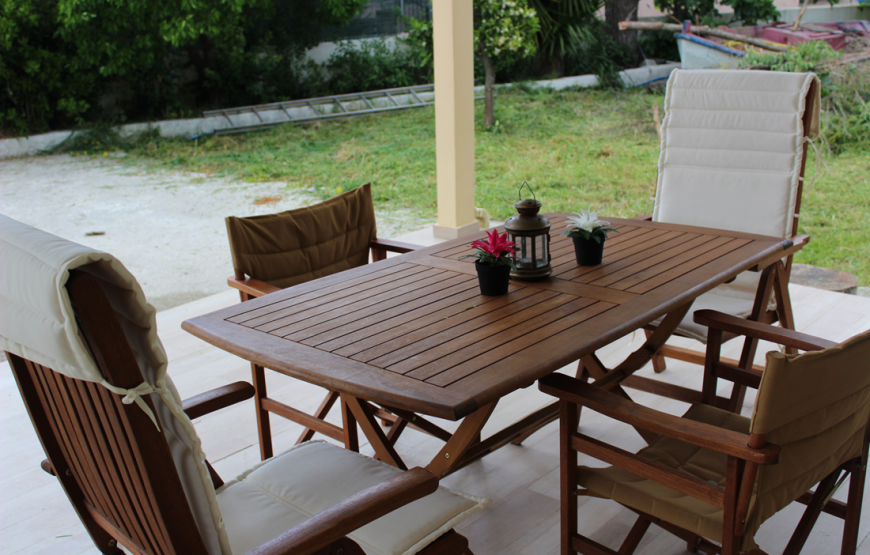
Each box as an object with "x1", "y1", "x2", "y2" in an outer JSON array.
[{"x1": 465, "y1": 229, "x2": 518, "y2": 267}]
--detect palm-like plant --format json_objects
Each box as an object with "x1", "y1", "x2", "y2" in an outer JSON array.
[{"x1": 527, "y1": 0, "x2": 607, "y2": 75}]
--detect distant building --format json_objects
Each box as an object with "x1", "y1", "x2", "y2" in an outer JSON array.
[{"x1": 331, "y1": 0, "x2": 432, "y2": 40}]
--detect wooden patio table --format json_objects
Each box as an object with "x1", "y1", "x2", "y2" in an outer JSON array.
[{"x1": 182, "y1": 215, "x2": 792, "y2": 477}]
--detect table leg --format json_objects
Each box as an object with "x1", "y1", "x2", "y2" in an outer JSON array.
[
  {"x1": 251, "y1": 363, "x2": 273, "y2": 461},
  {"x1": 774, "y1": 261, "x2": 798, "y2": 354},
  {"x1": 296, "y1": 390, "x2": 340, "y2": 445},
  {"x1": 426, "y1": 403, "x2": 496, "y2": 478},
  {"x1": 341, "y1": 397, "x2": 359, "y2": 452},
  {"x1": 601, "y1": 301, "x2": 693, "y2": 387},
  {"x1": 583, "y1": 302, "x2": 693, "y2": 444},
  {"x1": 342, "y1": 394, "x2": 408, "y2": 470}
]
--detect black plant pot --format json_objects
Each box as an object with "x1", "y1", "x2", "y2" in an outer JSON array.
[
  {"x1": 475, "y1": 261, "x2": 511, "y2": 296},
  {"x1": 572, "y1": 235, "x2": 605, "y2": 266}
]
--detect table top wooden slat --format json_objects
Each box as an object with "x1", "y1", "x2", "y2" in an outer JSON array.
[
  {"x1": 237, "y1": 265, "x2": 435, "y2": 329},
  {"x1": 227, "y1": 260, "x2": 416, "y2": 324},
  {"x1": 312, "y1": 281, "x2": 509, "y2": 353},
  {"x1": 389, "y1": 291, "x2": 576, "y2": 377},
  {"x1": 289, "y1": 274, "x2": 475, "y2": 343},
  {"x1": 182, "y1": 215, "x2": 789, "y2": 420},
  {"x1": 620, "y1": 238, "x2": 751, "y2": 293},
  {"x1": 263, "y1": 268, "x2": 457, "y2": 337},
  {"x1": 576, "y1": 232, "x2": 707, "y2": 285},
  {"x1": 407, "y1": 296, "x2": 602, "y2": 384},
  {"x1": 359, "y1": 287, "x2": 555, "y2": 367}
]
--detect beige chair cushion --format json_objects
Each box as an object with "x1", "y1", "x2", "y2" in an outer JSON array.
[
  {"x1": 578, "y1": 404, "x2": 750, "y2": 545},
  {"x1": 217, "y1": 441, "x2": 488, "y2": 555},
  {"x1": 653, "y1": 69, "x2": 819, "y2": 240},
  {"x1": 225, "y1": 183, "x2": 377, "y2": 289}
]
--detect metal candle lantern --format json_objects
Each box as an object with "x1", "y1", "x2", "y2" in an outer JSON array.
[{"x1": 504, "y1": 183, "x2": 552, "y2": 281}]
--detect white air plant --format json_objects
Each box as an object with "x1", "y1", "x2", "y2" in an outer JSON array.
[{"x1": 564, "y1": 209, "x2": 619, "y2": 244}]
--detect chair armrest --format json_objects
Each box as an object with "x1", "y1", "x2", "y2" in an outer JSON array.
[
  {"x1": 370, "y1": 238, "x2": 421, "y2": 254},
  {"x1": 693, "y1": 310, "x2": 836, "y2": 352},
  {"x1": 227, "y1": 276, "x2": 281, "y2": 298},
  {"x1": 183, "y1": 382, "x2": 255, "y2": 420},
  {"x1": 633, "y1": 214, "x2": 653, "y2": 221},
  {"x1": 243, "y1": 467, "x2": 439, "y2": 555},
  {"x1": 539, "y1": 373, "x2": 780, "y2": 465}
]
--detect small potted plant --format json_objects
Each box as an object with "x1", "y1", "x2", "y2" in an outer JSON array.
[
  {"x1": 564, "y1": 209, "x2": 618, "y2": 266},
  {"x1": 463, "y1": 229, "x2": 518, "y2": 296}
]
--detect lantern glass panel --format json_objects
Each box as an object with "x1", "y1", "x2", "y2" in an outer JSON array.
[
  {"x1": 514, "y1": 235, "x2": 532, "y2": 269},
  {"x1": 535, "y1": 234, "x2": 548, "y2": 266}
]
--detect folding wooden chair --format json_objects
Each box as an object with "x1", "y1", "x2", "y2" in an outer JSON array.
[
  {"x1": 0, "y1": 214, "x2": 485, "y2": 555},
  {"x1": 225, "y1": 183, "x2": 426, "y2": 459},
  {"x1": 541, "y1": 313, "x2": 870, "y2": 555},
  {"x1": 591, "y1": 69, "x2": 821, "y2": 412}
]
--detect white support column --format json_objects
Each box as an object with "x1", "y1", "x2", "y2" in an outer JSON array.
[{"x1": 432, "y1": 0, "x2": 479, "y2": 240}]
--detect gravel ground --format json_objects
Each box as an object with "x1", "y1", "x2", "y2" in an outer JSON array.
[{"x1": 1, "y1": 154, "x2": 433, "y2": 311}]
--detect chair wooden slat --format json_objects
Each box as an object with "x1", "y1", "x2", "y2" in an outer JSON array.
[
  {"x1": 72, "y1": 378, "x2": 155, "y2": 552},
  {"x1": 92, "y1": 383, "x2": 164, "y2": 553}
]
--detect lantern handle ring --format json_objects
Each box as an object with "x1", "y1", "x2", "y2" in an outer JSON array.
[{"x1": 518, "y1": 182, "x2": 536, "y2": 201}]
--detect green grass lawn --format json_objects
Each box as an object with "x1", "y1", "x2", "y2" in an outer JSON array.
[{"x1": 125, "y1": 87, "x2": 870, "y2": 285}]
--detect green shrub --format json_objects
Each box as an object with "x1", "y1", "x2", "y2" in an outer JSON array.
[
  {"x1": 653, "y1": 0, "x2": 780, "y2": 25},
  {"x1": 325, "y1": 39, "x2": 430, "y2": 94},
  {"x1": 563, "y1": 20, "x2": 636, "y2": 87},
  {"x1": 741, "y1": 41, "x2": 869, "y2": 153}
]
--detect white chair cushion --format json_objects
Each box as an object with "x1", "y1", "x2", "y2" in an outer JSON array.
[
  {"x1": 653, "y1": 69, "x2": 818, "y2": 240},
  {"x1": 217, "y1": 441, "x2": 489, "y2": 555}
]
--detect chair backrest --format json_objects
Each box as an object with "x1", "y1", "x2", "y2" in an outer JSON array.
[
  {"x1": 7, "y1": 273, "x2": 211, "y2": 555},
  {"x1": 0, "y1": 215, "x2": 228, "y2": 555},
  {"x1": 226, "y1": 183, "x2": 377, "y2": 289},
  {"x1": 653, "y1": 70, "x2": 820, "y2": 240},
  {"x1": 745, "y1": 329, "x2": 870, "y2": 540}
]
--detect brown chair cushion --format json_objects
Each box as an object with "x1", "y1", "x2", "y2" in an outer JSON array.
[
  {"x1": 745, "y1": 328, "x2": 870, "y2": 546},
  {"x1": 578, "y1": 404, "x2": 750, "y2": 546},
  {"x1": 579, "y1": 330, "x2": 870, "y2": 551},
  {"x1": 226, "y1": 183, "x2": 377, "y2": 289}
]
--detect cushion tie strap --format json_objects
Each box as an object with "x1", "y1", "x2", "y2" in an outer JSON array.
[{"x1": 100, "y1": 380, "x2": 162, "y2": 431}]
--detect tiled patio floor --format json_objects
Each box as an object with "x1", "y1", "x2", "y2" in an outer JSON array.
[{"x1": 2, "y1": 282, "x2": 869, "y2": 555}]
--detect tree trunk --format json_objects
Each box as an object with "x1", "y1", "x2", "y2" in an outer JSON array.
[
  {"x1": 605, "y1": 0, "x2": 640, "y2": 53},
  {"x1": 480, "y1": 49, "x2": 496, "y2": 128},
  {"x1": 187, "y1": 35, "x2": 220, "y2": 106}
]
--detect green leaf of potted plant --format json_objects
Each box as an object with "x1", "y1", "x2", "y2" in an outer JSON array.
[
  {"x1": 462, "y1": 229, "x2": 518, "y2": 296},
  {"x1": 564, "y1": 209, "x2": 618, "y2": 266}
]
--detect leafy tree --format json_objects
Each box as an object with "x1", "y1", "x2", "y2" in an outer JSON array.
[
  {"x1": 527, "y1": 0, "x2": 607, "y2": 76},
  {"x1": 653, "y1": 0, "x2": 793, "y2": 25},
  {"x1": 1, "y1": 0, "x2": 98, "y2": 134},
  {"x1": 474, "y1": 0, "x2": 539, "y2": 127}
]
